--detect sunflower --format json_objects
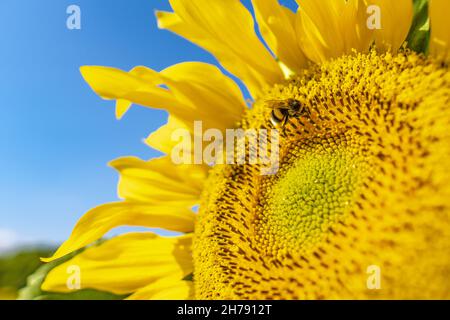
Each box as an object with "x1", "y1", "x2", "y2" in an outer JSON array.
[{"x1": 41, "y1": 0, "x2": 450, "y2": 299}]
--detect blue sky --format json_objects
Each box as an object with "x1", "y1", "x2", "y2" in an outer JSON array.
[{"x1": 0, "y1": 0, "x2": 297, "y2": 250}]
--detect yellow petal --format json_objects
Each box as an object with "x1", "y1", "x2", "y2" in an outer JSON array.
[
  {"x1": 156, "y1": 0, "x2": 284, "y2": 97},
  {"x1": 110, "y1": 156, "x2": 207, "y2": 203},
  {"x1": 80, "y1": 65, "x2": 185, "y2": 117},
  {"x1": 115, "y1": 99, "x2": 131, "y2": 120},
  {"x1": 366, "y1": 0, "x2": 413, "y2": 52},
  {"x1": 159, "y1": 62, "x2": 246, "y2": 129},
  {"x1": 429, "y1": 0, "x2": 450, "y2": 59},
  {"x1": 146, "y1": 115, "x2": 188, "y2": 155},
  {"x1": 43, "y1": 155, "x2": 207, "y2": 262},
  {"x1": 41, "y1": 233, "x2": 193, "y2": 295},
  {"x1": 127, "y1": 276, "x2": 193, "y2": 300},
  {"x1": 112, "y1": 66, "x2": 166, "y2": 119},
  {"x1": 81, "y1": 63, "x2": 246, "y2": 153},
  {"x1": 42, "y1": 202, "x2": 195, "y2": 262},
  {"x1": 295, "y1": 0, "x2": 373, "y2": 63},
  {"x1": 143, "y1": 63, "x2": 247, "y2": 154},
  {"x1": 252, "y1": 0, "x2": 308, "y2": 74},
  {"x1": 81, "y1": 65, "x2": 184, "y2": 110}
]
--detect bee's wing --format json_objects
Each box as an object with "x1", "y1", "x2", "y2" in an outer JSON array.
[{"x1": 265, "y1": 99, "x2": 286, "y2": 110}]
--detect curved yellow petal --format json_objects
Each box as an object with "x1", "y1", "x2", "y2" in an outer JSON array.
[
  {"x1": 115, "y1": 99, "x2": 132, "y2": 120},
  {"x1": 146, "y1": 63, "x2": 246, "y2": 155},
  {"x1": 127, "y1": 276, "x2": 193, "y2": 300},
  {"x1": 42, "y1": 202, "x2": 195, "y2": 262},
  {"x1": 110, "y1": 156, "x2": 207, "y2": 202},
  {"x1": 429, "y1": 0, "x2": 450, "y2": 60},
  {"x1": 295, "y1": 0, "x2": 373, "y2": 63},
  {"x1": 156, "y1": 0, "x2": 284, "y2": 97},
  {"x1": 41, "y1": 233, "x2": 193, "y2": 295},
  {"x1": 42, "y1": 155, "x2": 207, "y2": 262},
  {"x1": 252, "y1": 0, "x2": 308, "y2": 74},
  {"x1": 366, "y1": 0, "x2": 413, "y2": 52},
  {"x1": 80, "y1": 65, "x2": 184, "y2": 113},
  {"x1": 146, "y1": 115, "x2": 188, "y2": 155},
  {"x1": 81, "y1": 62, "x2": 246, "y2": 154},
  {"x1": 159, "y1": 62, "x2": 246, "y2": 129}
]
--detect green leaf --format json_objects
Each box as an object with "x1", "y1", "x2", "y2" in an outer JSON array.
[
  {"x1": 406, "y1": 0, "x2": 430, "y2": 54},
  {"x1": 34, "y1": 289, "x2": 127, "y2": 301}
]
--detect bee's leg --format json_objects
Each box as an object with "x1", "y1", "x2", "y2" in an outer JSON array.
[
  {"x1": 281, "y1": 116, "x2": 289, "y2": 135},
  {"x1": 282, "y1": 116, "x2": 289, "y2": 128}
]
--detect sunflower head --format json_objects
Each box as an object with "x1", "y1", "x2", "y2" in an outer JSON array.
[
  {"x1": 194, "y1": 50, "x2": 450, "y2": 299},
  {"x1": 39, "y1": 0, "x2": 450, "y2": 300}
]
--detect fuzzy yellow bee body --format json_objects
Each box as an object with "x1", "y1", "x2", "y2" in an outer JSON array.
[{"x1": 268, "y1": 98, "x2": 310, "y2": 129}]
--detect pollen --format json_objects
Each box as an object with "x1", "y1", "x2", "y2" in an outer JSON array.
[{"x1": 193, "y1": 51, "x2": 450, "y2": 299}]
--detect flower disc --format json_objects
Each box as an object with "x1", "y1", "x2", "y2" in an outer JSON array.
[{"x1": 194, "y1": 51, "x2": 450, "y2": 299}]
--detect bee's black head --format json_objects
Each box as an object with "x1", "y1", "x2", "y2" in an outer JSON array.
[{"x1": 289, "y1": 99, "x2": 301, "y2": 111}]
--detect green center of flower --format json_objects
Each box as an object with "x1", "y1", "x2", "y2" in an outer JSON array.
[{"x1": 256, "y1": 134, "x2": 369, "y2": 255}]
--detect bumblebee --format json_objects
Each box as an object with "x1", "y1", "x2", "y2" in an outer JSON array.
[{"x1": 268, "y1": 98, "x2": 311, "y2": 129}]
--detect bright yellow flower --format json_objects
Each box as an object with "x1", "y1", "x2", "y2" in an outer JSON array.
[{"x1": 42, "y1": 0, "x2": 450, "y2": 299}]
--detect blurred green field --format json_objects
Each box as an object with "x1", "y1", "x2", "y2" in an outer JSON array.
[
  {"x1": 0, "y1": 248, "x2": 53, "y2": 300},
  {"x1": 0, "y1": 245, "x2": 126, "y2": 300}
]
